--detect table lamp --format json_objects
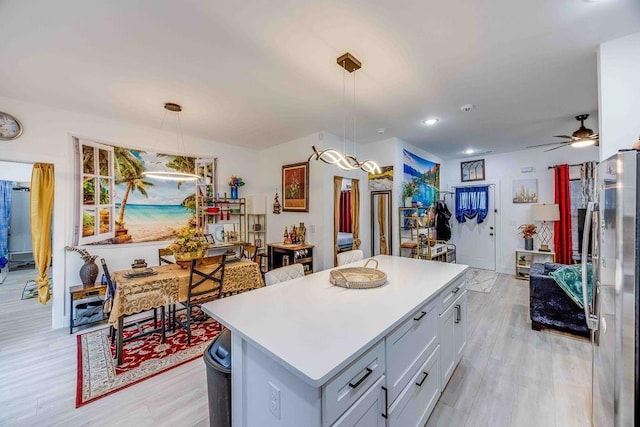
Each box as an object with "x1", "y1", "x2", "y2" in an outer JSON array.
[{"x1": 531, "y1": 203, "x2": 560, "y2": 252}]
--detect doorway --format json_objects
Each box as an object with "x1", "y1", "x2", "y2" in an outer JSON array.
[
  {"x1": 450, "y1": 184, "x2": 498, "y2": 270},
  {"x1": 333, "y1": 176, "x2": 360, "y2": 266}
]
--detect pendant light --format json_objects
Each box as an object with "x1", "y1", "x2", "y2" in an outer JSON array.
[
  {"x1": 308, "y1": 53, "x2": 381, "y2": 174},
  {"x1": 141, "y1": 102, "x2": 200, "y2": 182}
]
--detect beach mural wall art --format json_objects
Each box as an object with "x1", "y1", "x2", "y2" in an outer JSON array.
[
  {"x1": 403, "y1": 149, "x2": 440, "y2": 208},
  {"x1": 111, "y1": 148, "x2": 199, "y2": 244}
]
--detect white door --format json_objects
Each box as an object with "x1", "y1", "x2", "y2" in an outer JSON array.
[{"x1": 450, "y1": 185, "x2": 497, "y2": 270}]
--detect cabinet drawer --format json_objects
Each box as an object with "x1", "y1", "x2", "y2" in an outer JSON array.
[
  {"x1": 385, "y1": 298, "x2": 438, "y2": 405},
  {"x1": 439, "y1": 275, "x2": 466, "y2": 314},
  {"x1": 331, "y1": 375, "x2": 385, "y2": 427},
  {"x1": 388, "y1": 345, "x2": 441, "y2": 427},
  {"x1": 323, "y1": 340, "x2": 385, "y2": 426}
]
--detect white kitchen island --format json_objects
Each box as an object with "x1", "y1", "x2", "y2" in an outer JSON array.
[{"x1": 202, "y1": 255, "x2": 468, "y2": 427}]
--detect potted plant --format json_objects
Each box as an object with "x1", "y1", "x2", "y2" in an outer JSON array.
[
  {"x1": 228, "y1": 175, "x2": 245, "y2": 199},
  {"x1": 402, "y1": 180, "x2": 419, "y2": 207},
  {"x1": 518, "y1": 255, "x2": 527, "y2": 265},
  {"x1": 168, "y1": 221, "x2": 208, "y2": 267},
  {"x1": 518, "y1": 223, "x2": 537, "y2": 250}
]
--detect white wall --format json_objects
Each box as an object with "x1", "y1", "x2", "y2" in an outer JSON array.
[
  {"x1": 598, "y1": 31, "x2": 640, "y2": 160},
  {"x1": 257, "y1": 132, "x2": 367, "y2": 271},
  {"x1": 0, "y1": 96, "x2": 262, "y2": 328},
  {"x1": 441, "y1": 146, "x2": 598, "y2": 273},
  {"x1": 0, "y1": 160, "x2": 33, "y2": 181}
]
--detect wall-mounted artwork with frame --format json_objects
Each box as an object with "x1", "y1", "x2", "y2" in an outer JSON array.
[
  {"x1": 460, "y1": 159, "x2": 485, "y2": 182},
  {"x1": 368, "y1": 165, "x2": 393, "y2": 191},
  {"x1": 512, "y1": 178, "x2": 539, "y2": 203},
  {"x1": 282, "y1": 162, "x2": 309, "y2": 212}
]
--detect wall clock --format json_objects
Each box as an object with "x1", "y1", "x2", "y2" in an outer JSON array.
[{"x1": 0, "y1": 111, "x2": 23, "y2": 140}]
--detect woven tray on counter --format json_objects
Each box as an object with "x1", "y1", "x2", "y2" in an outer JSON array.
[{"x1": 329, "y1": 259, "x2": 387, "y2": 289}]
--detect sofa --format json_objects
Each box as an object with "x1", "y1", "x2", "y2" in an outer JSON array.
[{"x1": 529, "y1": 262, "x2": 589, "y2": 338}]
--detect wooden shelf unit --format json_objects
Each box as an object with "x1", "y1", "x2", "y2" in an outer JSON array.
[
  {"x1": 398, "y1": 207, "x2": 456, "y2": 262},
  {"x1": 514, "y1": 249, "x2": 556, "y2": 280}
]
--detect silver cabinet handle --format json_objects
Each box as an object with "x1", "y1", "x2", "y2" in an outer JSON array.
[{"x1": 454, "y1": 304, "x2": 461, "y2": 323}]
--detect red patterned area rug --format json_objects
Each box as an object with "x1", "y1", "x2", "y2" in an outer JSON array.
[{"x1": 76, "y1": 314, "x2": 221, "y2": 407}]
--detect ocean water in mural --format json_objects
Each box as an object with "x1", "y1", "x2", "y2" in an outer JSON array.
[
  {"x1": 403, "y1": 149, "x2": 440, "y2": 208},
  {"x1": 112, "y1": 148, "x2": 198, "y2": 243}
]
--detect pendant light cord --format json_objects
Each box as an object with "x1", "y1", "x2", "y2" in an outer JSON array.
[{"x1": 343, "y1": 60, "x2": 346, "y2": 155}]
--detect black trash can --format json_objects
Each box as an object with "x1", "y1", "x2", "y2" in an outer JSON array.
[{"x1": 204, "y1": 329, "x2": 232, "y2": 427}]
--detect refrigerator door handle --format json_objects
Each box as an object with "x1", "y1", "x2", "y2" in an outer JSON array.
[{"x1": 581, "y1": 201, "x2": 598, "y2": 331}]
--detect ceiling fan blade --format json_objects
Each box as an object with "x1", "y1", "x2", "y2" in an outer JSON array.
[
  {"x1": 553, "y1": 135, "x2": 573, "y2": 139},
  {"x1": 526, "y1": 141, "x2": 568, "y2": 149},
  {"x1": 545, "y1": 144, "x2": 567, "y2": 152}
]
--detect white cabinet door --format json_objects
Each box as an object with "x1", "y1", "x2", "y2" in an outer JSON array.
[
  {"x1": 331, "y1": 376, "x2": 386, "y2": 427},
  {"x1": 439, "y1": 301, "x2": 456, "y2": 389},
  {"x1": 453, "y1": 292, "x2": 467, "y2": 363}
]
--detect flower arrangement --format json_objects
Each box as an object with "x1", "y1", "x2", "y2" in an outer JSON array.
[
  {"x1": 168, "y1": 223, "x2": 208, "y2": 254},
  {"x1": 65, "y1": 246, "x2": 98, "y2": 263},
  {"x1": 228, "y1": 176, "x2": 245, "y2": 187},
  {"x1": 402, "y1": 180, "x2": 419, "y2": 198},
  {"x1": 518, "y1": 223, "x2": 537, "y2": 239}
]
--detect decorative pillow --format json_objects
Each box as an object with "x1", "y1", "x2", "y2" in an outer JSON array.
[{"x1": 549, "y1": 264, "x2": 593, "y2": 309}]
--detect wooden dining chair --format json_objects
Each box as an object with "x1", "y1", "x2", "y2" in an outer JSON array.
[
  {"x1": 172, "y1": 254, "x2": 227, "y2": 344},
  {"x1": 158, "y1": 248, "x2": 174, "y2": 265},
  {"x1": 101, "y1": 258, "x2": 165, "y2": 364}
]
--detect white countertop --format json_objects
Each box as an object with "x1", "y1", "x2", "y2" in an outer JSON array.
[{"x1": 201, "y1": 255, "x2": 468, "y2": 387}]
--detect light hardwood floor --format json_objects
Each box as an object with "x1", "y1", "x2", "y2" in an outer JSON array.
[{"x1": 0, "y1": 269, "x2": 591, "y2": 426}]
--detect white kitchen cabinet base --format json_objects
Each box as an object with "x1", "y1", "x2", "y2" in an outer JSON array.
[{"x1": 204, "y1": 256, "x2": 469, "y2": 427}]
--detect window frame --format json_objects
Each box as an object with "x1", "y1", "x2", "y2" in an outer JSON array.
[{"x1": 75, "y1": 137, "x2": 115, "y2": 245}]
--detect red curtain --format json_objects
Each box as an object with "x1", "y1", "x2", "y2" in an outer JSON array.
[
  {"x1": 554, "y1": 164, "x2": 573, "y2": 264},
  {"x1": 339, "y1": 191, "x2": 351, "y2": 232}
]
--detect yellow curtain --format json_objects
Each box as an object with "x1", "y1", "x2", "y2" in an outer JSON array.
[
  {"x1": 377, "y1": 194, "x2": 388, "y2": 255},
  {"x1": 351, "y1": 179, "x2": 361, "y2": 249},
  {"x1": 30, "y1": 163, "x2": 54, "y2": 305},
  {"x1": 333, "y1": 176, "x2": 342, "y2": 266}
]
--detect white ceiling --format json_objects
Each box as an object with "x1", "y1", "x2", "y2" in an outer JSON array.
[{"x1": 1, "y1": 0, "x2": 639, "y2": 159}]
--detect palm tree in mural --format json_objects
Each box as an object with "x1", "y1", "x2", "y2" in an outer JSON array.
[
  {"x1": 158, "y1": 155, "x2": 196, "y2": 189},
  {"x1": 114, "y1": 148, "x2": 154, "y2": 227},
  {"x1": 157, "y1": 154, "x2": 197, "y2": 211}
]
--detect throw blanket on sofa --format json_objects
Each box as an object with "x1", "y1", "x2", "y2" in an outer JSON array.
[{"x1": 549, "y1": 264, "x2": 593, "y2": 309}]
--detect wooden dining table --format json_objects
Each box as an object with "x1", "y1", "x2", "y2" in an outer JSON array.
[{"x1": 109, "y1": 259, "x2": 264, "y2": 365}]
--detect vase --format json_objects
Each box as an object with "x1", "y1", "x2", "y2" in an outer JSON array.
[
  {"x1": 175, "y1": 249, "x2": 204, "y2": 268},
  {"x1": 79, "y1": 259, "x2": 99, "y2": 287},
  {"x1": 524, "y1": 237, "x2": 533, "y2": 250},
  {"x1": 230, "y1": 186, "x2": 238, "y2": 199},
  {"x1": 404, "y1": 196, "x2": 412, "y2": 207}
]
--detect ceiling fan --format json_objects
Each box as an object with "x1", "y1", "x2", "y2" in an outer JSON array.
[{"x1": 527, "y1": 114, "x2": 599, "y2": 152}]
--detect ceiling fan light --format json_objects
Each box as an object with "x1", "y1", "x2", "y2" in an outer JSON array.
[{"x1": 571, "y1": 139, "x2": 596, "y2": 148}]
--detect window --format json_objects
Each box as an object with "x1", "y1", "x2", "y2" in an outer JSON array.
[{"x1": 75, "y1": 138, "x2": 115, "y2": 245}]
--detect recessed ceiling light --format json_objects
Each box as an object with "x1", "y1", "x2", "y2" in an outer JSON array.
[
  {"x1": 465, "y1": 149, "x2": 475, "y2": 155},
  {"x1": 424, "y1": 118, "x2": 439, "y2": 126},
  {"x1": 376, "y1": 128, "x2": 386, "y2": 134}
]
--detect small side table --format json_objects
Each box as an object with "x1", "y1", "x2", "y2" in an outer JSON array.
[{"x1": 69, "y1": 283, "x2": 108, "y2": 334}]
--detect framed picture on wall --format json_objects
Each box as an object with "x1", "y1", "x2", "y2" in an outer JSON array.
[
  {"x1": 512, "y1": 179, "x2": 538, "y2": 203},
  {"x1": 460, "y1": 159, "x2": 485, "y2": 182},
  {"x1": 282, "y1": 162, "x2": 309, "y2": 212}
]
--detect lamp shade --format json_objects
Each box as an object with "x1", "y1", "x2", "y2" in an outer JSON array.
[{"x1": 531, "y1": 204, "x2": 560, "y2": 221}]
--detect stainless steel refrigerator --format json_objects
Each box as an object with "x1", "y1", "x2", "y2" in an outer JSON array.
[{"x1": 582, "y1": 149, "x2": 639, "y2": 426}]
